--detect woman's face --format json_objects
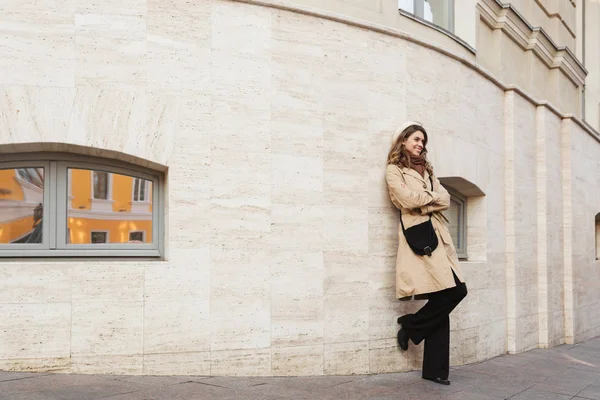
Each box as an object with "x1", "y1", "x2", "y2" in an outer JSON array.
[{"x1": 403, "y1": 131, "x2": 425, "y2": 157}]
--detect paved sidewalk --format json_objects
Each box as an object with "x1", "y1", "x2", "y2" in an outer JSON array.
[{"x1": 2, "y1": 337, "x2": 600, "y2": 400}]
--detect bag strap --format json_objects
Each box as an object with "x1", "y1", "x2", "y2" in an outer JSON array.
[{"x1": 399, "y1": 174, "x2": 434, "y2": 233}]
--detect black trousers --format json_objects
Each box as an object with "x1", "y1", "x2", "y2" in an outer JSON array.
[{"x1": 398, "y1": 271, "x2": 467, "y2": 380}]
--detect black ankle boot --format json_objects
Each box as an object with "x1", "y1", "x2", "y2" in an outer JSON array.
[
  {"x1": 423, "y1": 377, "x2": 450, "y2": 385},
  {"x1": 397, "y1": 328, "x2": 409, "y2": 351}
]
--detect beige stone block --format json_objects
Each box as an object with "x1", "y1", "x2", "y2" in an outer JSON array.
[
  {"x1": 210, "y1": 248, "x2": 270, "y2": 351},
  {"x1": 0, "y1": 0, "x2": 74, "y2": 87},
  {"x1": 451, "y1": 326, "x2": 481, "y2": 365},
  {"x1": 270, "y1": 204, "x2": 323, "y2": 251},
  {"x1": 211, "y1": 1, "x2": 271, "y2": 58},
  {"x1": 323, "y1": 206, "x2": 368, "y2": 254},
  {"x1": 144, "y1": 300, "x2": 210, "y2": 354},
  {"x1": 0, "y1": 87, "x2": 75, "y2": 144},
  {"x1": 323, "y1": 342, "x2": 369, "y2": 375},
  {"x1": 70, "y1": 355, "x2": 143, "y2": 375},
  {"x1": 147, "y1": 1, "x2": 211, "y2": 95},
  {"x1": 323, "y1": 113, "x2": 369, "y2": 158},
  {"x1": 368, "y1": 257, "x2": 399, "y2": 341},
  {"x1": 211, "y1": 51, "x2": 271, "y2": 101},
  {"x1": 210, "y1": 150, "x2": 271, "y2": 202},
  {"x1": 74, "y1": 14, "x2": 146, "y2": 89},
  {"x1": 143, "y1": 352, "x2": 211, "y2": 376},
  {"x1": 173, "y1": 95, "x2": 211, "y2": 159},
  {"x1": 271, "y1": 14, "x2": 324, "y2": 115},
  {"x1": 0, "y1": 357, "x2": 70, "y2": 373},
  {"x1": 210, "y1": 97, "x2": 270, "y2": 154},
  {"x1": 144, "y1": 259, "x2": 210, "y2": 301},
  {"x1": 210, "y1": 348, "x2": 271, "y2": 377},
  {"x1": 0, "y1": 304, "x2": 71, "y2": 359},
  {"x1": 323, "y1": 155, "x2": 369, "y2": 207},
  {"x1": 369, "y1": 338, "x2": 409, "y2": 374},
  {"x1": 71, "y1": 302, "x2": 144, "y2": 357},
  {"x1": 271, "y1": 251, "x2": 324, "y2": 347},
  {"x1": 368, "y1": 207, "x2": 399, "y2": 257},
  {"x1": 271, "y1": 155, "x2": 323, "y2": 205},
  {"x1": 76, "y1": 0, "x2": 146, "y2": 15},
  {"x1": 135, "y1": 93, "x2": 183, "y2": 165},
  {"x1": 66, "y1": 87, "x2": 145, "y2": 151},
  {"x1": 72, "y1": 264, "x2": 143, "y2": 302},
  {"x1": 168, "y1": 202, "x2": 211, "y2": 249},
  {"x1": 271, "y1": 345, "x2": 324, "y2": 376},
  {"x1": 0, "y1": 264, "x2": 70, "y2": 303},
  {"x1": 324, "y1": 253, "x2": 369, "y2": 344},
  {"x1": 512, "y1": 313, "x2": 538, "y2": 353},
  {"x1": 270, "y1": 107, "x2": 323, "y2": 159}
]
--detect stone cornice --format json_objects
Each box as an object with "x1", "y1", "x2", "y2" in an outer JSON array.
[
  {"x1": 477, "y1": 0, "x2": 586, "y2": 86},
  {"x1": 534, "y1": 0, "x2": 576, "y2": 39}
]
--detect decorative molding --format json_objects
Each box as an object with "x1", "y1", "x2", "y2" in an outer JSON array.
[
  {"x1": 68, "y1": 209, "x2": 151, "y2": 221},
  {"x1": 477, "y1": 0, "x2": 586, "y2": 86},
  {"x1": 533, "y1": 0, "x2": 576, "y2": 39}
]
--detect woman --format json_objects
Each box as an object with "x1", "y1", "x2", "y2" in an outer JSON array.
[{"x1": 385, "y1": 121, "x2": 467, "y2": 386}]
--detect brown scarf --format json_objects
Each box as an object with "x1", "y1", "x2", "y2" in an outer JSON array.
[{"x1": 409, "y1": 155, "x2": 426, "y2": 177}]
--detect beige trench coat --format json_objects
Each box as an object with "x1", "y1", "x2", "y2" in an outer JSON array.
[{"x1": 385, "y1": 164, "x2": 465, "y2": 299}]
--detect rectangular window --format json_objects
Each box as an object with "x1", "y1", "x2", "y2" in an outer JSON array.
[
  {"x1": 133, "y1": 178, "x2": 149, "y2": 202},
  {"x1": 91, "y1": 231, "x2": 108, "y2": 244},
  {"x1": 92, "y1": 171, "x2": 109, "y2": 200},
  {"x1": 0, "y1": 154, "x2": 163, "y2": 257},
  {"x1": 398, "y1": 0, "x2": 455, "y2": 33},
  {"x1": 129, "y1": 230, "x2": 145, "y2": 243}
]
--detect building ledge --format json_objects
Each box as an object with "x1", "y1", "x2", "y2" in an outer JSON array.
[{"x1": 478, "y1": 0, "x2": 587, "y2": 86}]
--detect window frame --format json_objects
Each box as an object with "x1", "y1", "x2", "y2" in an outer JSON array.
[
  {"x1": 445, "y1": 188, "x2": 468, "y2": 260},
  {"x1": 398, "y1": 0, "x2": 456, "y2": 33},
  {"x1": 0, "y1": 153, "x2": 164, "y2": 258},
  {"x1": 594, "y1": 213, "x2": 600, "y2": 261}
]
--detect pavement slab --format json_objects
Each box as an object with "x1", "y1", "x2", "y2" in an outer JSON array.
[{"x1": 1, "y1": 336, "x2": 600, "y2": 399}]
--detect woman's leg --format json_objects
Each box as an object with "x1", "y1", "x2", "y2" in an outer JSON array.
[
  {"x1": 422, "y1": 315, "x2": 450, "y2": 380},
  {"x1": 398, "y1": 271, "x2": 467, "y2": 345}
]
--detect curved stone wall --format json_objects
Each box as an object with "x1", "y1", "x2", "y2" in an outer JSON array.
[{"x1": 0, "y1": 0, "x2": 599, "y2": 376}]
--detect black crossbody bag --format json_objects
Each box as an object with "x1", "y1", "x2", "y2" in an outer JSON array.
[{"x1": 399, "y1": 175, "x2": 439, "y2": 257}]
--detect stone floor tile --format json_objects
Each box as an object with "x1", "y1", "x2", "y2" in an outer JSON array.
[
  {"x1": 110, "y1": 375, "x2": 207, "y2": 386},
  {"x1": 509, "y1": 388, "x2": 575, "y2": 399},
  {"x1": 577, "y1": 383, "x2": 600, "y2": 400},
  {"x1": 528, "y1": 382, "x2": 580, "y2": 396}
]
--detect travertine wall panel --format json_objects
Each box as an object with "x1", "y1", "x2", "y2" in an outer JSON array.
[
  {"x1": 569, "y1": 122, "x2": 600, "y2": 343},
  {"x1": 505, "y1": 92, "x2": 539, "y2": 353}
]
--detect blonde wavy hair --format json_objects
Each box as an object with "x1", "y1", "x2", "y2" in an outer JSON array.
[{"x1": 387, "y1": 124, "x2": 434, "y2": 175}]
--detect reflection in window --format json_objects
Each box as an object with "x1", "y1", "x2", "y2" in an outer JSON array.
[
  {"x1": 91, "y1": 231, "x2": 108, "y2": 244},
  {"x1": 93, "y1": 171, "x2": 109, "y2": 200},
  {"x1": 129, "y1": 231, "x2": 144, "y2": 243},
  {"x1": 398, "y1": 0, "x2": 455, "y2": 33},
  {"x1": 133, "y1": 178, "x2": 148, "y2": 202},
  {"x1": 0, "y1": 168, "x2": 44, "y2": 244},
  {"x1": 68, "y1": 169, "x2": 153, "y2": 245}
]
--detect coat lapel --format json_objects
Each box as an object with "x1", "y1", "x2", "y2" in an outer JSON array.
[{"x1": 401, "y1": 167, "x2": 430, "y2": 187}]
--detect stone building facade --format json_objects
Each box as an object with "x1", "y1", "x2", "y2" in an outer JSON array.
[{"x1": 0, "y1": 0, "x2": 599, "y2": 376}]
